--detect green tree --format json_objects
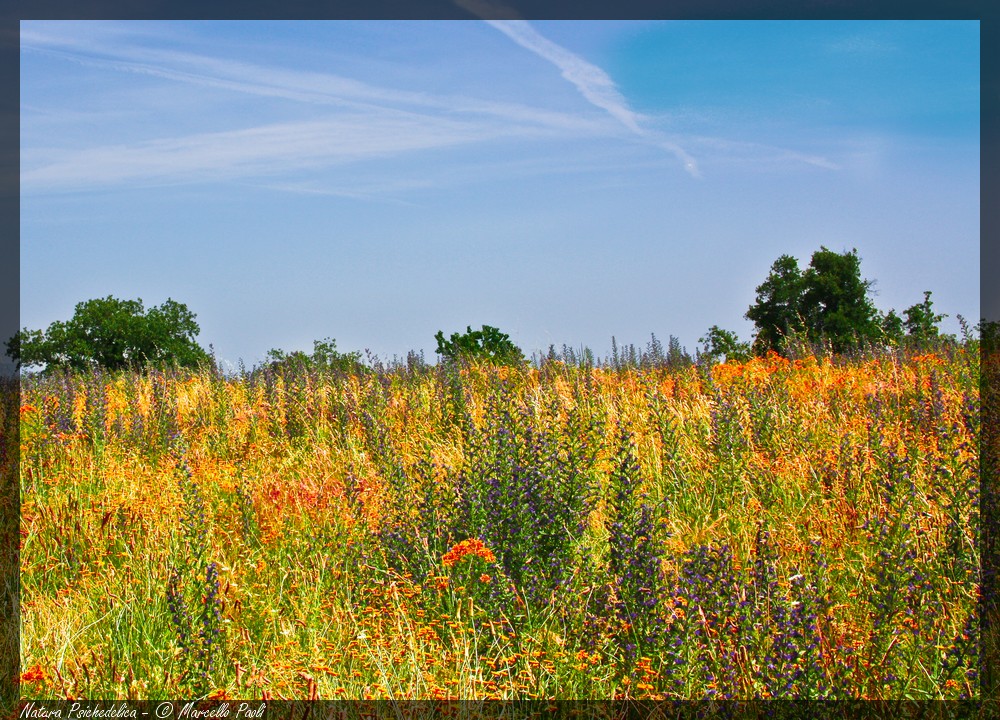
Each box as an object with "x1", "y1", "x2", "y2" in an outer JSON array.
[
  {"x1": 264, "y1": 337, "x2": 365, "y2": 374},
  {"x1": 800, "y1": 247, "x2": 881, "y2": 353},
  {"x1": 745, "y1": 254, "x2": 807, "y2": 355},
  {"x1": 434, "y1": 325, "x2": 524, "y2": 366},
  {"x1": 746, "y1": 247, "x2": 883, "y2": 355},
  {"x1": 699, "y1": 326, "x2": 752, "y2": 364},
  {"x1": 881, "y1": 309, "x2": 905, "y2": 346},
  {"x1": 903, "y1": 291, "x2": 947, "y2": 348},
  {"x1": 6, "y1": 296, "x2": 211, "y2": 372}
]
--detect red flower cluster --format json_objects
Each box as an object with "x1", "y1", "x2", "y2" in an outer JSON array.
[
  {"x1": 442, "y1": 538, "x2": 495, "y2": 568},
  {"x1": 21, "y1": 664, "x2": 48, "y2": 684}
]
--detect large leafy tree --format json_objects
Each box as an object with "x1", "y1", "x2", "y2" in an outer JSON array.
[
  {"x1": 746, "y1": 247, "x2": 883, "y2": 355},
  {"x1": 800, "y1": 247, "x2": 881, "y2": 353},
  {"x1": 6, "y1": 296, "x2": 211, "y2": 372},
  {"x1": 434, "y1": 325, "x2": 524, "y2": 366},
  {"x1": 745, "y1": 254, "x2": 807, "y2": 355}
]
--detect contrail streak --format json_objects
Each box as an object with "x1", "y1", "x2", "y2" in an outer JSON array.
[{"x1": 455, "y1": 2, "x2": 699, "y2": 177}]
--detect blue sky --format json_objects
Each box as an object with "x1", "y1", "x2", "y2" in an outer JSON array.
[{"x1": 20, "y1": 20, "x2": 979, "y2": 368}]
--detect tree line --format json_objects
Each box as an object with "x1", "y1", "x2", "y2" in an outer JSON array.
[
  {"x1": 5, "y1": 246, "x2": 983, "y2": 374},
  {"x1": 702, "y1": 246, "x2": 958, "y2": 363}
]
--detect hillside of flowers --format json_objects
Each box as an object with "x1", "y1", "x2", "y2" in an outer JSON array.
[{"x1": 18, "y1": 349, "x2": 980, "y2": 700}]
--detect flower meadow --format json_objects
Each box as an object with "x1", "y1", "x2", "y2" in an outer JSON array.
[{"x1": 17, "y1": 349, "x2": 983, "y2": 701}]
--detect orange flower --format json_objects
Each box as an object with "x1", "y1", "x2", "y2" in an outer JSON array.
[
  {"x1": 442, "y1": 538, "x2": 496, "y2": 567},
  {"x1": 479, "y1": 574, "x2": 492, "y2": 584},
  {"x1": 21, "y1": 664, "x2": 48, "y2": 684}
]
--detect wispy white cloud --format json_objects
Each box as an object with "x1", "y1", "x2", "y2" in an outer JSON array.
[
  {"x1": 486, "y1": 21, "x2": 647, "y2": 135},
  {"x1": 687, "y1": 136, "x2": 842, "y2": 171},
  {"x1": 21, "y1": 112, "x2": 548, "y2": 191},
  {"x1": 21, "y1": 24, "x2": 632, "y2": 192},
  {"x1": 466, "y1": 13, "x2": 845, "y2": 178},
  {"x1": 21, "y1": 22, "x2": 843, "y2": 193},
  {"x1": 249, "y1": 180, "x2": 427, "y2": 207},
  {"x1": 21, "y1": 28, "x2": 612, "y2": 135},
  {"x1": 471, "y1": 16, "x2": 700, "y2": 177}
]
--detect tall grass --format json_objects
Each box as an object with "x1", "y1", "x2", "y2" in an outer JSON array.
[{"x1": 18, "y1": 349, "x2": 980, "y2": 700}]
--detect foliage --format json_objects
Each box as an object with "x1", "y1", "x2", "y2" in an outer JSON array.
[
  {"x1": 800, "y1": 247, "x2": 882, "y2": 352},
  {"x1": 434, "y1": 325, "x2": 524, "y2": 366},
  {"x1": 746, "y1": 248, "x2": 884, "y2": 355},
  {"x1": 698, "y1": 326, "x2": 752, "y2": 364},
  {"x1": 745, "y1": 254, "x2": 807, "y2": 356},
  {"x1": 7, "y1": 296, "x2": 210, "y2": 373},
  {"x1": 880, "y1": 309, "x2": 905, "y2": 346},
  {"x1": 262, "y1": 337, "x2": 365, "y2": 375},
  {"x1": 903, "y1": 291, "x2": 948, "y2": 348}
]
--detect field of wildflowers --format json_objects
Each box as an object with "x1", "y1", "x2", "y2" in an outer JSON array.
[{"x1": 17, "y1": 348, "x2": 982, "y2": 701}]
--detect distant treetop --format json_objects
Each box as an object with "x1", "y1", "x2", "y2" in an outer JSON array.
[
  {"x1": 744, "y1": 246, "x2": 949, "y2": 357},
  {"x1": 7, "y1": 296, "x2": 211, "y2": 373},
  {"x1": 435, "y1": 325, "x2": 524, "y2": 366},
  {"x1": 262, "y1": 337, "x2": 366, "y2": 375}
]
